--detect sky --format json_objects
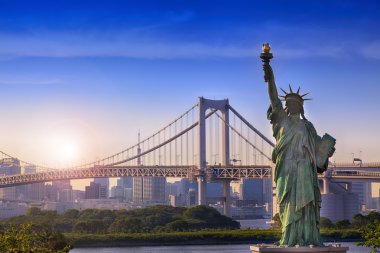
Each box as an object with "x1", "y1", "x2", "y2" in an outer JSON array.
[{"x1": 0, "y1": 0, "x2": 380, "y2": 191}]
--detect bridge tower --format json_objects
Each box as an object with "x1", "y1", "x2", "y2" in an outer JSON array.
[{"x1": 197, "y1": 97, "x2": 231, "y2": 216}]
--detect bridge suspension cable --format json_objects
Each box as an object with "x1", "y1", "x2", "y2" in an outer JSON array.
[
  {"x1": 106, "y1": 109, "x2": 217, "y2": 166},
  {"x1": 0, "y1": 101, "x2": 276, "y2": 174},
  {"x1": 228, "y1": 105, "x2": 275, "y2": 147},
  {"x1": 214, "y1": 112, "x2": 273, "y2": 162}
]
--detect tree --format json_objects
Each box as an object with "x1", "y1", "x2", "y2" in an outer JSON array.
[
  {"x1": 272, "y1": 213, "x2": 282, "y2": 229},
  {"x1": 108, "y1": 217, "x2": 143, "y2": 233},
  {"x1": 358, "y1": 220, "x2": 380, "y2": 253},
  {"x1": 27, "y1": 207, "x2": 43, "y2": 216},
  {"x1": 164, "y1": 219, "x2": 189, "y2": 231},
  {"x1": 320, "y1": 217, "x2": 334, "y2": 229},
  {"x1": 335, "y1": 219, "x2": 351, "y2": 229},
  {"x1": 62, "y1": 209, "x2": 80, "y2": 219},
  {"x1": 0, "y1": 223, "x2": 71, "y2": 252},
  {"x1": 73, "y1": 219, "x2": 106, "y2": 234}
]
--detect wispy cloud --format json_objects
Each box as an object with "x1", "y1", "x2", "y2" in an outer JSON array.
[
  {"x1": 360, "y1": 41, "x2": 380, "y2": 60},
  {"x1": 0, "y1": 77, "x2": 64, "y2": 85},
  {"x1": 0, "y1": 21, "x2": 376, "y2": 60}
]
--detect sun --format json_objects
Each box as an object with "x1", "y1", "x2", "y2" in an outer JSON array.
[
  {"x1": 59, "y1": 141, "x2": 78, "y2": 162},
  {"x1": 47, "y1": 133, "x2": 80, "y2": 166}
]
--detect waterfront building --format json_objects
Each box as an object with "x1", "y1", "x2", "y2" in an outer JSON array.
[
  {"x1": 206, "y1": 182, "x2": 223, "y2": 204},
  {"x1": 187, "y1": 188, "x2": 197, "y2": 206},
  {"x1": 320, "y1": 182, "x2": 360, "y2": 222},
  {"x1": 230, "y1": 180, "x2": 243, "y2": 198},
  {"x1": 72, "y1": 189, "x2": 85, "y2": 201},
  {"x1": 350, "y1": 182, "x2": 372, "y2": 210},
  {"x1": 110, "y1": 185, "x2": 124, "y2": 200},
  {"x1": 75, "y1": 198, "x2": 132, "y2": 210},
  {"x1": 124, "y1": 187, "x2": 133, "y2": 202},
  {"x1": 0, "y1": 202, "x2": 28, "y2": 219}
]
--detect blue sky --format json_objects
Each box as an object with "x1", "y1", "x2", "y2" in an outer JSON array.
[{"x1": 0, "y1": 0, "x2": 380, "y2": 172}]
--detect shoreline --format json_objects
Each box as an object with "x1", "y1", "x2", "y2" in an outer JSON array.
[{"x1": 66, "y1": 230, "x2": 363, "y2": 248}]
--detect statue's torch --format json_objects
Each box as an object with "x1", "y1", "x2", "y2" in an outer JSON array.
[
  {"x1": 260, "y1": 43, "x2": 273, "y2": 63},
  {"x1": 260, "y1": 43, "x2": 273, "y2": 82}
]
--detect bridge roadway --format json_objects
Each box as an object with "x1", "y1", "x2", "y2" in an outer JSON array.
[
  {"x1": 0, "y1": 165, "x2": 272, "y2": 188},
  {"x1": 1, "y1": 163, "x2": 380, "y2": 188},
  {"x1": 327, "y1": 162, "x2": 380, "y2": 182}
]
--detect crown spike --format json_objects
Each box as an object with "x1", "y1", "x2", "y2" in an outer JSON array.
[
  {"x1": 280, "y1": 88, "x2": 288, "y2": 95},
  {"x1": 289, "y1": 84, "x2": 294, "y2": 93},
  {"x1": 303, "y1": 98, "x2": 312, "y2": 101},
  {"x1": 301, "y1": 92, "x2": 309, "y2": 98},
  {"x1": 296, "y1": 86, "x2": 301, "y2": 94}
]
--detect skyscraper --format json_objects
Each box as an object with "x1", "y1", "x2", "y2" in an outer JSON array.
[
  {"x1": 24, "y1": 165, "x2": 45, "y2": 201},
  {"x1": 133, "y1": 177, "x2": 166, "y2": 204},
  {"x1": 85, "y1": 182, "x2": 101, "y2": 199},
  {"x1": 132, "y1": 132, "x2": 166, "y2": 204},
  {"x1": 0, "y1": 158, "x2": 21, "y2": 199},
  {"x1": 94, "y1": 178, "x2": 109, "y2": 198}
]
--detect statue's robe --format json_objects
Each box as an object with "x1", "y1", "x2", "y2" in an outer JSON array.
[{"x1": 268, "y1": 100, "x2": 323, "y2": 246}]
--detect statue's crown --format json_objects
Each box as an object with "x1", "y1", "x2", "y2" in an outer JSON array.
[{"x1": 280, "y1": 85, "x2": 311, "y2": 104}]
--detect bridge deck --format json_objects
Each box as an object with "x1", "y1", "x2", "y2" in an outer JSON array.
[
  {"x1": 2, "y1": 164, "x2": 380, "y2": 188},
  {"x1": 0, "y1": 165, "x2": 272, "y2": 188}
]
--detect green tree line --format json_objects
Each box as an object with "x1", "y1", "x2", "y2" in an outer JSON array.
[{"x1": 1, "y1": 205, "x2": 240, "y2": 234}]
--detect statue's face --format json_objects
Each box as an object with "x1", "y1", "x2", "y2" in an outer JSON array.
[{"x1": 286, "y1": 100, "x2": 302, "y2": 115}]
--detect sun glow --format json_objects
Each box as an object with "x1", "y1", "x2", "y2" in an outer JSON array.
[
  {"x1": 47, "y1": 132, "x2": 81, "y2": 167},
  {"x1": 59, "y1": 141, "x2": 78, "y2": 163}
]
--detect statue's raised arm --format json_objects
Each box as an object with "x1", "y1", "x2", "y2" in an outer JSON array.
[{"x1": 260, "y1": 43, "x2": 282, "y2": 108}]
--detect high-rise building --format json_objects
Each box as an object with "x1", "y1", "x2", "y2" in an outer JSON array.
[
  {"x1": 132, "y1": 132, "x2": 165, "y2": 205},
  {"x1": 94, "y1": 178, "x2": 109, "y2": 198},
  {"x1": 45, "y1": 184, "x2": 58, "y2": 201},
  {"x1": 133, "y1": 177, "x2": 166, "y2": 204},
  {"x1": 52, "y1": 180, "x2": 73, "y2": 202},
  {"x1": 110, "y1": 185, "x2": 124, "y2": 200},
  {"x1": 241, "y1": 178, "x2": 263, "y2": 204},
  {"x1": 24, "y1": 165, "x2": 45, "y2": 201},
  {"x1": 120, "y1": 177, "x2": 133, "y2": 188},
  {"x1": 187, "y1": 188, "x2": 197, "y2": 206},
  {"x1": 124, "y1": 188, "x2": 133, "y2": 202},
  {"x1": 85, "y1": 182, "x2": 101, "y2": 199},
  {"x1": 180, "y1": 178, "x2": 190, "y2": 196},
  {"x1": 238, "y1": 178, "x2": 272, "y2": 206},
  {"x1": 85, "y1": 181, "x2": 107, "y2": 199},
  {"x1": 0, "y1": 158, "x2": 21, "y2": 199},
  {"x1": 350, "y1": 182, "x2": 372, "y2": 210}
]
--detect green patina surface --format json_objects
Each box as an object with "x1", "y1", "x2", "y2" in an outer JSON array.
[{"x1": 262, "y1": 47, "x2": 335, "y2": 247}]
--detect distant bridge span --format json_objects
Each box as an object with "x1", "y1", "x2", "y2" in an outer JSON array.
[{"x1": 0, "y1": 165, "x2": 272, "y2": 188}]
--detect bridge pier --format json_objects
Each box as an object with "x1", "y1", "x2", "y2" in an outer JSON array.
[
  {"x1": 322, "y1": 178, "x2": 330, "y2": 194},
  {"x1": 223, "y1": 179, "x2": 231, "y2": 216},
  {"x1": 197, "y1": 174, "x2": 207, "y2": 205},
  {"x1": 197, "y1": 97, "x2": 230, "y2": 207}
]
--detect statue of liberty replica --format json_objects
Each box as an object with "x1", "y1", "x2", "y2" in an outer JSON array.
[{"x1": 258, "y1": 43, "x2": 339, "y2": 250}]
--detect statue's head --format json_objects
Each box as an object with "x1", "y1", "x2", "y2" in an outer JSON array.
[{"x1": 280, "y1": 85, "x2": 310, "y2": 119}]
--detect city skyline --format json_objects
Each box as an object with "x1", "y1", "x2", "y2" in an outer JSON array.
[{"x1": 0, "y1": 1, "x2": 380, "y2": 191}]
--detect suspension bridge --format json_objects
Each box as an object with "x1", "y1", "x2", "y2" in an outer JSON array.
[{"x1": 0, "y1": 97, "x2": 379, "y2": 216}]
